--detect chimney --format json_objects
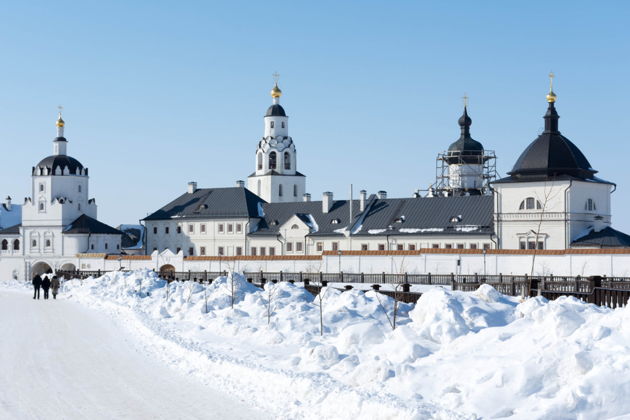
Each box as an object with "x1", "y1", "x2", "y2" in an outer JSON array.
[
  {"x1": 5, "y1": 196, "x2": 11, "y2": 211},
  {"x1": 322, "y1": 191, "x2": 333, "y2": 213},
  {"x1": 187, "y1": 182, "x2": 197, "y2": 194},
  {"x1": 359, "y1": 190, "x2": 367, "y2": 212},
  {"x1": 235, "y1": 180, "x2": 245, "y2": 188},
  {"x1": 377, "y1": 190, "x2": 387, "y2": 199},
  {"x1": 303, "y1": 193, "x2": 311, "y2": 202}
]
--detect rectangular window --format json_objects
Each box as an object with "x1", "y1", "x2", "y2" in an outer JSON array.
[
  {"x1": 269, "y1": 247, "x2": 275, "y2": 256},
  {"x1": 286, "y1": 242, "x2": 293, "y2": 252},
  {"x1": 236, "y1": 224, "x2": 242, "y2": 233},
  {"x1": 200, "y1": 247, "x2": 206, "y2": 256},
  {"x1": 537, "y1": 241, "x2": 544, "y2": 250},
  {"x1": 218, "y1": 246, "x2": 224, "y2": 256},
  {"x1": 483, "y1": 243, "x2": 491, "y2": 250},
  {"x1": 165, "y1": 227, "x2": 169, "y2": 234},
  {"x1": 470, "y1": 243, "x2": 478, "y2": 249},
  {"x1": 457, "y1": 244, "x2": 465, "y2": 249},
  {"x1": 251, "y1": 247, "x2": 257, "y2": 256},
  {"x1": 528, "y1": 241, "x2": 536, "y2": 250},
  {"x1": 397, "y1": 244, "x2": 404, "y2": 251},
  {"x1": 32, "y1": 240, "x2": 37, "y2": 247},
  {"x1": 378, "y1": 244, "x2": 385, "y2": 251},
  {"x1": 227, "y1": 224, "x2": 233, "y2": 233},
  {"x1": 361, "y1": 244, "x2": 368, "y2": 251},
  {"x1": 153, "y1": 227, "x2": 157, "y2": 234},
  {"x1": 408, "y1": 244, "x2": 416, "y2": 251},
  {"x1": 200, "y1": 224, "x2": 206, "y2": 233},
  {"x1": 520, "y1": 241, "x2": 526, "y2": 250},
  {"x1": 316, "y1": 242, "x2": 323, "y2": 252},
  {"x1": 296, "y1": 242, "x2": 303, "y2": 252},
  {"x1": 432, "y1": 244, "x2": 440, "y2": 249},
  {"x1": 445, "y1": 244, "x2": 453, "y2": 249},
  {"x1": 188, "y1": 225, "x2": 194, "y2": 233},
  {"x1": 236, "y1": 246, "x2": 243, "y2": 256},
  {"x1": 260, "y1": 247, "x2": 266, "y2": 256},
  {"x1": 188, "y1": 247, "x2": 194, "y2": 256},
  {"x1": 218, "y1": 224, "x2": 224, "y2": 233},
  {"x1": 177, "y1": 226, "x2": 182, "y2": 234},
  {"x1": 332, "y1": 242, "x2": 339, "y2": 251}
]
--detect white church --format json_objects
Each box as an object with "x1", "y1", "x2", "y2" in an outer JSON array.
[{"x1": 1, "y1": 75, "x2": 629, "y2": 280}]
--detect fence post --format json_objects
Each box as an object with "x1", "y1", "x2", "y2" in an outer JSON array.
[
  {"x1": 499, "y1": 273, "x2": 503, "y2": 283},
  {"x1": 299, "y1": 272, "x2": 303, "y2": 282},
  {"x1": 204, "y1": 270, "x2": 208, "y2": 282},
  {"x1": 361, "y1": 273, "x2": 364, "y2": 283},
  {"x1": 404, "y1": 272, "x2": 408, "y2": 284},
  {"x1": 340, "y1": 271, "x2": 344, "y2": 282},
  {"x1": 450, "y1": 272, "x2": 455, "y2": 290},
  {"x1": 474, "y1": 273, "x2": 479, "y2": 283},
  {"x1": 428, "y1": 272, "x2": 432, "y2": 285},
  {"x1": 382, "y1": 272, "x2": 386, "y2": 283},
  {"x1": 319, "y1": 272, "x2": 323, "y2": 284},
  {"x1": 280, "y1": 271, "x2": 283, "y2": 282},
  {"x1": 511, "y1": 276, "x2": 515, "y2": 296}
]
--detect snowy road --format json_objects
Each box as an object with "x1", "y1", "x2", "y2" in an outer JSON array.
[{"x1": 0, "y1": 290, "x2": 264, "y2": 420}]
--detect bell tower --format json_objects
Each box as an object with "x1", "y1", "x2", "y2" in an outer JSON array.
[{"x1": 247, "y1": 75, "x2": 306, "y2": 202}]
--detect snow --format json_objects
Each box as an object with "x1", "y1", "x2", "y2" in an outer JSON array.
[
  {"x1": 367, "y1": 228, "x2": 387, "y2": 234},
  {"x1": 399, "y1": 227, "x2": 444, "y2": 233},
  {"x1": 453, "y1": 225, "x2": 480, "y2": 232},
  {"x1": 306, "y1": 213, "x2": 319, "y2": 233},
  {"x1": 6, "y1": 271, "x2": 630, "y2": 419}
]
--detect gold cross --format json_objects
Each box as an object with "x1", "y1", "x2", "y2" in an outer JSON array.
[
  {"x1": 462, "y1": 94, "x2": 468, "y2": 108},
  {"x1": 549, "y1": 72, "x2": 554, "y2": 91},
  {"x1": 272, "y1": 72, "x2": 280, "y2": 84}
]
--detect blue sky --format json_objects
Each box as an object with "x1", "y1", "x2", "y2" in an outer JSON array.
[{"x1": 1, "y1": 1, "x2": 629, "y2": 230}]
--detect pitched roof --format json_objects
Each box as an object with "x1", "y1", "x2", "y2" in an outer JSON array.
[
  {"x1": 64, "y1": 215, "x2": 122, "y2": 235},
  {"x1": 0, "y1": 224, "x2": 21, "y2": 235},
  {"x1": 571, "y1": 227, "x2": 630, "y2": 248},
  {"x1": 251, "y1": 194, "x2": 493, "y2": 237},
  {"x1": 352, "y1": 195, "x2": 494, "y2": 236},
  {"x1": 143, "y1": 187, "x2": 266, "y2": 221}
]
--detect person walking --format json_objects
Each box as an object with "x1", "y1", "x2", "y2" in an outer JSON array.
[
  {"x1": 42, "y1": 275, "x2": 51, "y2": 300},
  {"x1": 51, "y1": 276, "x2": 60, "y2": 299},
  {"x1": 32, "y1": 275, "x2": 42, "y2": 299}
]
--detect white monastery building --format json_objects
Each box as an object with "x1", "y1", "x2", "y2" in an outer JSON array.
[{"x1": 2, "y1": 75, "x2": 630, "y2": 280}]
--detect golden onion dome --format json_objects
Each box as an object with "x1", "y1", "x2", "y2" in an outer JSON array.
[
  {"x1": 270, "y1": 83, "x2": 282, "y2": 98},
  {"x1": 56, "y1": 114, "x2": 65, "y2": 127},
  {"x1": 546, "y1": 72, "x2": 557, "y2": 103}
]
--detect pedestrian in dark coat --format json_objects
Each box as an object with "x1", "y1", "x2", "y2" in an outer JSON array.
[
  {"x1": 51, "y1": 276, "x2": 60, "y2": 299},
  {"x1": 42, "y1": 276, "x2": 51, "y2": 300},
  {"x1": 32, "y1": 275, "x2": 42, "y2": 299}
]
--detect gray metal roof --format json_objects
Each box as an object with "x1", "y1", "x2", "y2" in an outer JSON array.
[
  {"x1": 0, "y1": 224, "x2": 21, "y2": 235},
  {"x1": 352, "y1": 195, "x2": 494, "y2": 237},
  {"x1": 143, "y1": 187, "x2": 266, "y2": 221},
  {"x1": 251, "y1": 194, "x2": 493, "y2": 237},
  {"x1": 571, "y1": 227, "x2": 630, "y2": 248},
  {"x1": 64, "y1": 215, "x2": 122, "y2": 235}
]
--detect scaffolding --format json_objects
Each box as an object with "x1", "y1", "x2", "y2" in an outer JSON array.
[{"x1": 427, "y1": 149, "x2": 498, "y2": 197}]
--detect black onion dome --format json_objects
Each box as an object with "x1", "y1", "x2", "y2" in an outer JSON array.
[
  {"x1": 33, "y1": 155, "x2": 85, "y2": 176},
  {"x1": 445, "y1": 107, "x2": 484, "y2": 164},
  {"x1": 508, "y1": 102, "x2": 596, "y2": 180},
  {"x1": 265, "y1": 104, "x2": 286, "y2": 117}
]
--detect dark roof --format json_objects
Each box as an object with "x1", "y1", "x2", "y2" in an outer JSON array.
[
  {"x1": 0, "y1": 224, "x2": 21, "y2": 235},
  {"x1": 143, "y1": 187, "x2": 266, "y2": 221},
  {"x1": 118, "y1": 225, "x2": 145, "y2": 249},
  {"x1": 64, "y1": 215, "x2": 123, "y2": 235},
  {"x1": 445, "y1": 107, "x2": 485, "y2": 164},
  {"x1": 34, "y1": 155, "x2": 85, "y2": 176},
  {"x1": 571, "y1": 227, "x2": 630, "y2": 248},
  {"x1": 251, "y1": 199, "x2": 361, "y2": 236},
  {"x1": 265, "y1": 104, "x2": 286, "y2": 117},
  {"x1": 353, "y1": 195, "x2": 494, "y2": 236},
  {"x1": 251, "y1": 194, "x2": 493, "y2": 237},
  {"x1": 499, "y1": 102, "x2": 599, "y2": 183}
]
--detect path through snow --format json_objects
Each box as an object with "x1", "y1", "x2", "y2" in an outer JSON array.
[{"x1": 0, "y1": 289, "x2": 265, "y2": 420}]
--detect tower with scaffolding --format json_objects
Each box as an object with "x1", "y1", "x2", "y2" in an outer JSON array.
[{"x1": 430, "y1": 103, "x2": 497, "y2": 197}]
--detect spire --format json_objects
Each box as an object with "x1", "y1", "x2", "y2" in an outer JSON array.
[
  {"x1": 270, "y1": 72, "x2": 282, "y2": 104},
  {"x1": 56, "y1": 105, "x2": 65, "y2": 138},
  {"x1": 543, "y1": 74, "x2": 560, "y2": 133},
  {"x1": 458, "y1": 95, "x2": 472, "y2": 137}
]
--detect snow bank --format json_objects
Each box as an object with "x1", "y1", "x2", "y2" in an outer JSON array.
[{"x1": 53, "y1": 270, "x2": 630, "y2": 419}]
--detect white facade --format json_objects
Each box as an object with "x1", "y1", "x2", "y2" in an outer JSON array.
[{"x1": 247, "y1": 83, "x2": 306, "y2": 203}]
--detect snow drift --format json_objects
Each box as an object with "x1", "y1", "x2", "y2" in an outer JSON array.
[{"x1": 57, "y1": 270, "x2": 630, "y2": 419}]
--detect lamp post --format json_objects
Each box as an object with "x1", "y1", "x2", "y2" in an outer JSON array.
[
  {"x1": 482, "y1": 249, "x2": 487, "y2": 279},
  {"x1": 337, "y1": 250, "x2": 342, "y2": 278}
]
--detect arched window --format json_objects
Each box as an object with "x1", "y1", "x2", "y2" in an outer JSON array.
[
  {"x1": 39, "y1": 202, "x2": 45, "y2": 211},
  {"x1": 585, "y1": 199, "x2": 597, "y2": 212},
  {"x1": 1, "y1": 240, "x2": 7, "y2": 250},
  {"x1": 13, "y1": 239, "x2": 19, "y2": 250},
  {"x1": 257, "y1": 153, "x2": 263, "y2": 170},
  {"x1": 45, "y1": 239, "x2": 51, "y2": 248},
  {"x1": 270, "y1": 121, "x2": 274, "y2": 129},
  {"x1": 293, "y1": 184, "x2": 297, "y2": 197},
  {"x1": 291, "y1": 224, "x2": 299, "y2": 229},
  {"x1": 519, "y1": 197, "x2": 542, "y2": 210},
  {"x1": 39, "y1": 183, "x2": 44, "y2": 192},
  {"x1": 269, "y1": 152, "x2": 277, "y2": 170},
  {"x1": 78, "y1": 185, "x2": 82, "y2": 193},
  {"x1": 284, "y1": 152, "x2": 291, "y2": 170},
  {"x1": 281, "y1": 121, "x2": 285, "y2": 128},
  {"x1": 279, "y1": 184, "x2": 283, "y2": 197}
]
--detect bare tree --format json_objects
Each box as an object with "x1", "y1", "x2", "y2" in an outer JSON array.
[
  {"x1": 265, "y1": 282, "x2": 280, "y2": 325},
  {"x1": 314, "y1": 281, "x2": 330, "y2": 336},
  {"x1": 374, "y1": 255, "x2": 407, "y2": 330},
  {"x1": 530, "y1": 182, "x2": 562, "y2": 277}
]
